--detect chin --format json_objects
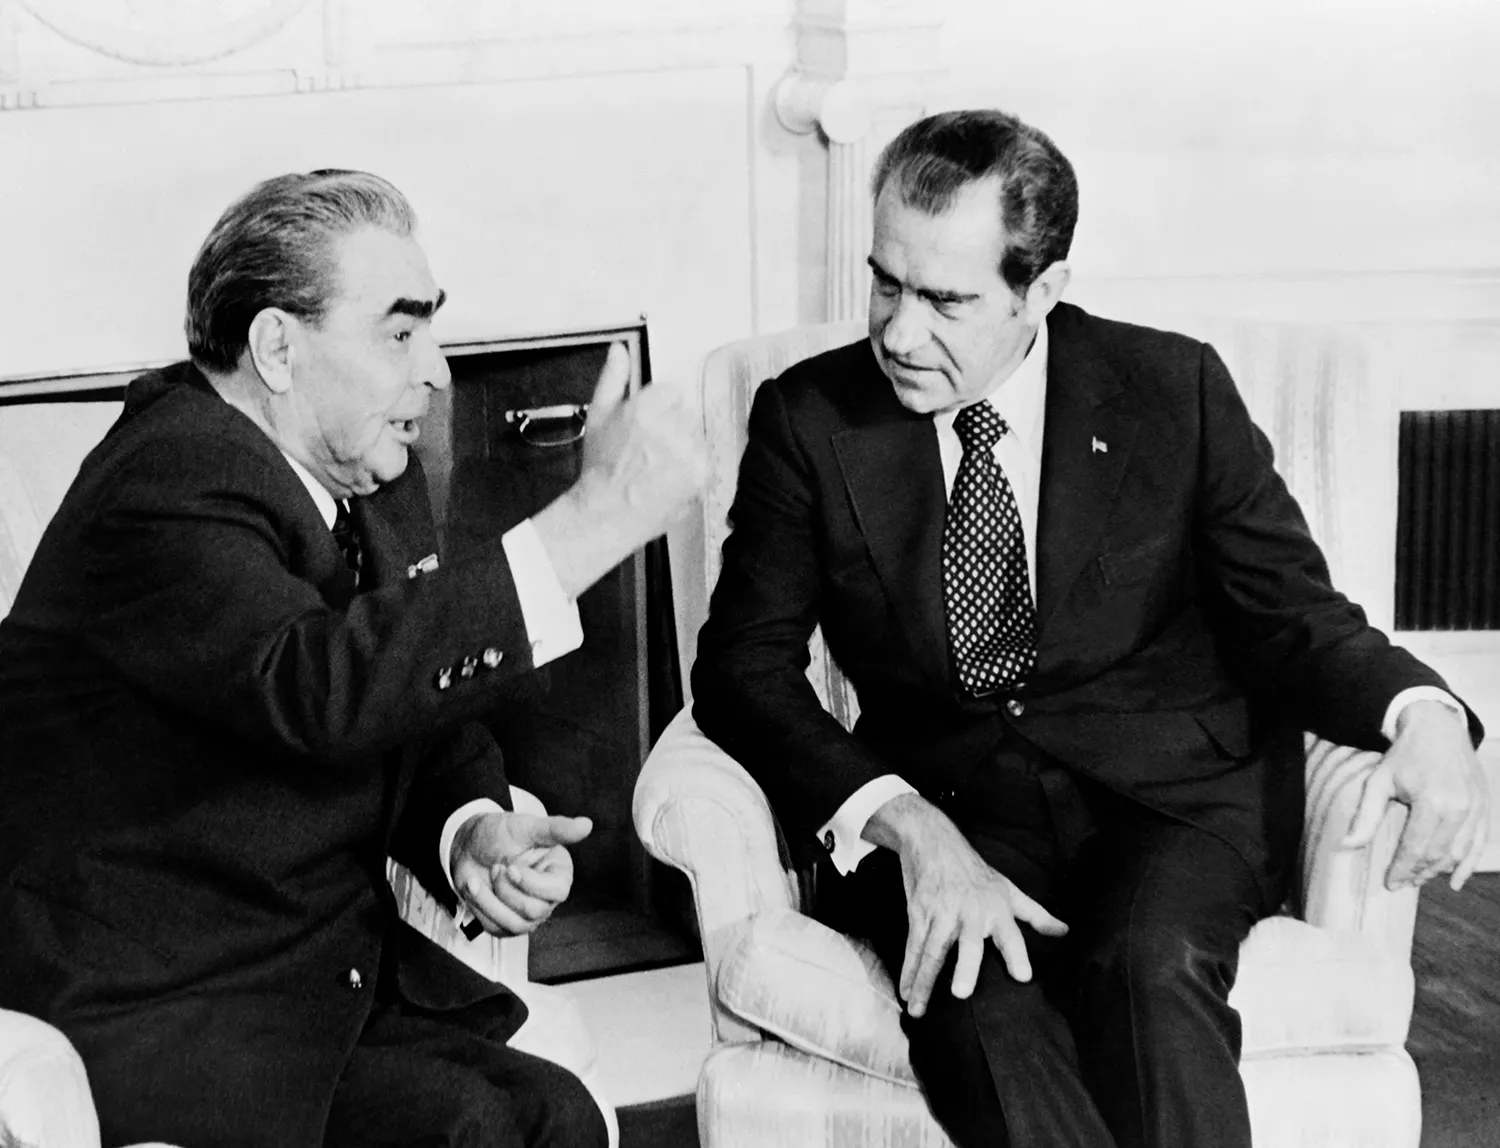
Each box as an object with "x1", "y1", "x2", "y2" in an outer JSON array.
[
  {"x1": 890, "y1": 383, "x2": 948, "y2": 416},
  {"x1": 351, "y1": 449, "x2": 409, "y2": 496}
]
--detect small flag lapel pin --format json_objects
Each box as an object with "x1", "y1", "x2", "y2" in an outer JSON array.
[{"x1": 1092, "y1": 437, "x2": 1108, "y2": 453}]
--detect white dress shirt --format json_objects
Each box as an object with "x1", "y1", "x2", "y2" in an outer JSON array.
[
  {"x1": 280, "y1": 451, "x2": 583, "y2": 919},
  {"x1": 814, "y1": 321, "x2": 1462, "y2": 875}
]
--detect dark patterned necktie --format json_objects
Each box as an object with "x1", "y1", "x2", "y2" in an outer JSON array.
[
  {"x1": 331, "y1": 501, "x2": 363, "y2": 589},
  {"x1": 942, "y1": 402, "x2": 1037, "y2": 696}
]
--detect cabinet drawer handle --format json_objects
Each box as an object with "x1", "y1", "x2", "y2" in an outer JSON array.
[{"x1": 504, "y1": 403, "x2": 589, "y2": 447}]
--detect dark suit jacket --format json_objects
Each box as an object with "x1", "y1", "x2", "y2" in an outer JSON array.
[
  {"x1": 0, "y1": 363, "x2": 544, "y2": 1145},
  {"x1": 693, "y1": 303, "x2": 1479, "y2": 900}
]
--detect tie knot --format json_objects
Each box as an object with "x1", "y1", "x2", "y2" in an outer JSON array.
[{"x1": 953, "y1": 402, "x2": 1007, "y2": 453}]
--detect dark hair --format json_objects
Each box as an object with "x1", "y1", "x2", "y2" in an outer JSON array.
[
  {"x1": 871, "y1": 109, "x2": 1078, "y2": 293},
  {"x1": 185, "y1": 169, "x2": 416, "y2": 373}
]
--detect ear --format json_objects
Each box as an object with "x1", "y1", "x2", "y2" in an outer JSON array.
[
  {"x1": 1021, "y1": 261, "x2": 1072, "y2": 325},
  {"x1": 245, "y1": 309, "x2": 298, "y2": 395}
]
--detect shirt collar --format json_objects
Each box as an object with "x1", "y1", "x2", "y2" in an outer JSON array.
[{"x1": 280, "y1": 450, "x2": 340, "y2": 529}]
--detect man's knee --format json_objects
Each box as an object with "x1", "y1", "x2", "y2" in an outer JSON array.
[
  {"x1": 1077, "y1": 917, "x2": 1238, "y2": 1008},
  {"x1": 518, "y1": 1060, "x2": 610, "y2": 1148}
]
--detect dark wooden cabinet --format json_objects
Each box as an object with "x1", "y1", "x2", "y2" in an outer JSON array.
[{"x1": 424, "y1": 321, "x2": 696, "y2": 981}]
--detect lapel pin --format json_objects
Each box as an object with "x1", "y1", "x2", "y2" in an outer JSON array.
[
  {"x1": 1092, "y1": 437, "x2": 1108, "y2": 454},
  {"x1": 406, "y1": 553, "x2": 440, "y2": 580}
]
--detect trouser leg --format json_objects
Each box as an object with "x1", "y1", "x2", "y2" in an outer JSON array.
[
  {"x1": 325, "y1": 996, "x2": 609, "y2": 1148},
  {"x1": 824, "y1": 764, "x2": 1116, "y2": 1148},
  {"x1": 1062, "y1": 817, "x2": 1263, "y2": 1148}
]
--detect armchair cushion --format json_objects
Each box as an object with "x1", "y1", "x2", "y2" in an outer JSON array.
[
  {"x1": 717, "y1": 909, "x2": 915, "y2": 1087},
  {"x1": 1229, "y1": 915, "x2": 1414, "y2": 1055},
  {"x1": 718, "y1": 905, "x2": 1416, "y2": 1092}
]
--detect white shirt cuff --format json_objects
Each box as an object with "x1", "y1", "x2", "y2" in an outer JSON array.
[
  {"x1": 1381, "y1": 686, "x2": 1466, "y2": 743},
  {"x1": 440, "y1": 797, "x2": 505, "y2": 925},
  {"x1": 817, "y1": 774, "x2": 918, "y2": 875},
  {"x1": 501, "y1": 519, "x2": 583, "y2": 668}
]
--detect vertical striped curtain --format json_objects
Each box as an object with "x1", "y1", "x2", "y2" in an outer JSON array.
[{"x1": 1397, "y1": 409, "x2": 1500, "y2": 630}]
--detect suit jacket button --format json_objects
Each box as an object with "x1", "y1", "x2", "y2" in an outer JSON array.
[
  {"x1": 822, "y1": 830, "x2": 835, "y2": 853},
  {"x1": 435, "y1": 666, "x2": 453, "y2": 690},
  {"x1": 481, "y1": 647, "x2": 503, "y2": 669},
  {"x1": 1006, "y1": 699, "x2": 1025, "y2": 718},
  {"x1": 345, "y1": 967, "x2": 363, "y2": 990}
]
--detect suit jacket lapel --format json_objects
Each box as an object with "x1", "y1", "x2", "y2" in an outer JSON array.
[
  {"x1": 350, "y1": 468, "x2": 439, "y2": 591},
  {"x1": 833, "y1": 418, "x2": 950, "y2": 687},
  {"x1": 1034, "y1": 305, "x2": 1142, "y2": 636}
]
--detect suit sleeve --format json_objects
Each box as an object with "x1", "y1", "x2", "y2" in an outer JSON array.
[
  {"x1": 693, "y1": 379, "x2": 895, "y2": 846},
  {"x1": 1192, "y1": 342, "x2": 1482, "y2": 748},
  {"x1": 78, "y1": 434, "x2": 543, "y2": 767},
  {"x1": 389, "y1": 719, "x2": 514, "y2": 914}
]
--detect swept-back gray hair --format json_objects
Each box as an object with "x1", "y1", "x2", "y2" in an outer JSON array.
[
  {"x1": 872, "y1": 110, "x2": 1078, "y2": 293},
  {"x1": 185, "y1": 169, "x2": 416, "y2": 373}
]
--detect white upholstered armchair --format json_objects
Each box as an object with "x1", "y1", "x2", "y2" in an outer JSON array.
[
  {"x1": 0, "y1": 401, "x2": 617, "y2": 1148},
  {"x1": 634, "y1": 319, "x2": 1425, "y2": 1147}
]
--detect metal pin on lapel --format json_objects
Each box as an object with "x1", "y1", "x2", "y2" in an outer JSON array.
[{"x1": 1092, "y1": 437, "x2": 1108, "y2": 453}]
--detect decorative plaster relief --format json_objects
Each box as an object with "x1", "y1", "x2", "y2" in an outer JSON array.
[
  {"x1": 0, "y1": 0, "x2": 789, "y2": 110},
  {"x1": 16, "y1": 0, "x2": 311, "y2": 66},
  {"x1": 369, "y1": 0, "x2": 779, "y2": 44}
]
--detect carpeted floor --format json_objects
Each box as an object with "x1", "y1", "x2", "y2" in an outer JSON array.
[{"x1": 1408, "y1": 872, "x2": 1500, "y2": 1147}]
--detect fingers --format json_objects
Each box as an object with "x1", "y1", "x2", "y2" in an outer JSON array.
[
  {"x1": 455, "y1": 861, "x2": 539, "y2": 937},
  {"x1": 489, "y1": 858, "x2": 562, "y2": 922},
  {"x1": 1451, "y1": 812, "x2": 1489, "y2": 892},
  {"x1": 901, "y1": 907, "x2": 965, "y2": 1020},
  {"x1": 990, "y1": 914, "x2": 1033, "y2": 984},
  {"x1": 1009, "y1": 888, "x2": 1069, "y2": 938},
  {"x1": 587, "y1": 342, "x2": 631, "y2": 427},
  {"x1": 1414, "y1": 808, "x2": 1465, "y2": 887},
  {"x1": 497, "y1": 845, "x2": 575, "y2": 903},
  {"x1": 1341, "y1": 762, "x2": 1396, "y2": 850},
  {"x1": 510, "y1": 812, "x2": 594, "y2": 850},
  {"x1": 949, "y1": 932, "x2": 984, "y2": 1002}
]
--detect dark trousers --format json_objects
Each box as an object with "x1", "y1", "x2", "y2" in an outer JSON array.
[
  {"x1": 324, "y1": 992, "x2": 609, "y2": 1148},
  {"x1": 823, "y1": 740, "x2": 1267, "y2": 1148}
]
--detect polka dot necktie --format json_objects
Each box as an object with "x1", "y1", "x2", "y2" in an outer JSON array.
[{"x1": 942, "y1": 402, "x2": 1037, "y2": 696}]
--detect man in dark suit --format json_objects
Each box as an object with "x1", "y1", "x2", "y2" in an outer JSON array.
[
  {"x1": 0, "y1": 170, "x2": 705, "y2": 1147},
  {"x1": 692, "y1": 110, "x2": 1490, "y2": 1148}
]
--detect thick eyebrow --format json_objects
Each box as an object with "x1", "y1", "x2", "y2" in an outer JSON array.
[
  {"x1": 385, "y1": 288, "x2": 447, "y2": 321},
  {"x1": 866, "y1": 257, "x2": 977, "y2": 306}
]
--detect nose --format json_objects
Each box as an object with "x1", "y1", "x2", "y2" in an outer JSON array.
[
  {"x1": 878, "y1": 292, "x2": 930, "y2": 359},
  {"x1": 417, "y1": 329, "x2": 451, "y2": 391}
]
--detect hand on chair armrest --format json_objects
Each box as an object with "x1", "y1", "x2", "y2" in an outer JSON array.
[{"x1": 1300, "y1": 736, "x2": 1419, "y2": 953}]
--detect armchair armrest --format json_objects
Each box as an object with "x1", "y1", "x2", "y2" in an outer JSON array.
[
  {"x1": 633, "y1": 707, "x2": 800, "y2": 1044},
  {"x1": 1299, "y1": 735, "x2": 1419, "y2": 955},
  {"x1": 386, "y1": 785, "x2": 545, "y2": 987},
  {"x1": 0, "y1": 1008, "x2": 102, "y2": 1148}
]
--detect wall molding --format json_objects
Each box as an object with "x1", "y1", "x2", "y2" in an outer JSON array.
[
  {"x1": 16, "y1": 0, "x2": 311, "y2": 66},
  {"x1": 1070, "y1": 269, "x2": 1500, "y2": 326},
  {"x1": 773, "y1": 0, "x2": 944, "y2": 321},
  {"x1": 0, "y1": 1, "x2": 790, "y2": 111}
]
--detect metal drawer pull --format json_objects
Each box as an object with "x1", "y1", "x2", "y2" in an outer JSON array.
[{"x1": 504, "y1": 402, "x2": 589, "y2": 448}]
